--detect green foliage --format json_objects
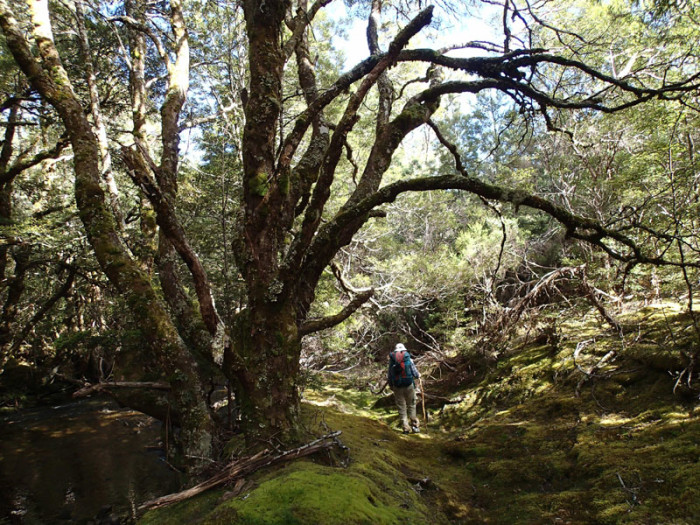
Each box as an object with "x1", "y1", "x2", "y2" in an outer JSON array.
[
  {"x1": 144, "y1": 302, "x2": 699, "y2": 524},
  {"x1": 2, "y1": 0, "x2": 700, "y2": 482}
]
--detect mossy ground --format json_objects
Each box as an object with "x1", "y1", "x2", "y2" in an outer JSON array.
[{"x1": 141, "y1": 303, "x2": 699, "y2": 524}]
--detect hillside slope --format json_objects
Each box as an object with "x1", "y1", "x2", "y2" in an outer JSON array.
[{"x1": 141, "y1": 303, "x2": 699, "y2": 524}]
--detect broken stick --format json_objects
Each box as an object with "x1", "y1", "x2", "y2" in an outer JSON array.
[
  {"x1": 138, "y1": 430, "x2": 342, "y2": 512},
  {"x1": 418, "y1": 376, "x2": 427, "y2": 424}
]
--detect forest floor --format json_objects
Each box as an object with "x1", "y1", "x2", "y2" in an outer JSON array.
[{"x1": 141, "y1": 302, "x2": 699, "y2": 525}]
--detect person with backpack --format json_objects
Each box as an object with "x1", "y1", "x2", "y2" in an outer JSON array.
[{"x1": 387, "y1": 343, "x2": 421, "y2": 434}]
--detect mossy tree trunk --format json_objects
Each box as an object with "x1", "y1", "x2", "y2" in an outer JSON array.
[
  {"x1": 0, "y1": 0, "x2": 213, "y2": 469},
  {"x1": 226, "y1": 304, "x2": 302, "y2": 441},
  {"x1": 221, "y1": 1, "x2": 438, "y2": 444},
  {"x1": 227, "y1": 0, "x2": 301, "y2": 443}
]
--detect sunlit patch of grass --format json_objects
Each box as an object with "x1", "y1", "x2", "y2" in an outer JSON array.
[{"x1": 426, "y1": 302, "x2": 700, "y2": 524}]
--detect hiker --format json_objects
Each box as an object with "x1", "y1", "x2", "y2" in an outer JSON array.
[{"x1": 388, "y1": 343, "x2": 421, "y2": 434}]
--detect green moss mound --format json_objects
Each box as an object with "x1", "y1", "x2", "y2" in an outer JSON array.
[
  {"x1": 432, "y1": 304, "x2": 700, "y2": 524},
  {"x1": 205, "y1": 462, "x2": 417, "y2": 525}
]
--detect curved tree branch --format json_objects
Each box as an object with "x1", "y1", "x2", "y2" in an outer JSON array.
[
  {"x1": 108, "y1": 15, "x2": 171, "y2": 70},
  {"x1": 9, "y1": 263, "x2": 77, "y2": 355},
  {"x1": 288, "y1": 0, "x2": 331, "y2": 220},
  {"x1": 277, "y1": 7, "x2": 434, "y2": 178},
  {"x1": 0, "y1": 135, "x2": 69, "y2": 185},
  {"x1": 122, "y1": 146, "x2": 221, "y2": 336},
  {"x1": 347, "y1": 172, "x2": 698, "y2": 269},
  {"x1": 299, "y1": 289, "x2": 373, "y2": 337},
  {"x1": 283, "y1": 0, "x2": 334, "y2": 60},
  {"x1": 283, "y1": 7, "x2": 436, "y2": 293},
  {"x1": 291, "y1": 77, "x2": 488, "y2": 306}
]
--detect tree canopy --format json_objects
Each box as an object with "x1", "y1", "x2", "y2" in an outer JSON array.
[{"x1": 0, "y1": 0, "x2": 698, "y2": 469}]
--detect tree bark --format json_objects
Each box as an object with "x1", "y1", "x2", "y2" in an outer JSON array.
[
  {"x1": 124, "y1": 0, "x2": 157, "y2": 276},
  {"x1": 225, "y1": 303, "x2": 302, "y2": 443},
  {"x1": 226, "y1": 2, "x2": 436, "y2": 444},
  {"x1": 0, "y1": 246, "x2": 29, "y2": 367},
  {"x1": 74, "y1": 0, "x2": 123, "y2": 229}
]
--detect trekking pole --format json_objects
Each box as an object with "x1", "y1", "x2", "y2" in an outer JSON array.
[{"x1": 418, "y1": 376, "x2": 427, "y2": 424}]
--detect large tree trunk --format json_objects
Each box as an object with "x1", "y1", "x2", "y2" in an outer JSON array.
[
  {"x1": 227, "y1": 0, "x2": 434, "y2": 444},
  {"x1": 227, "y1": 0, "x2": 300, "y2": 444},
  {"x1": 226, "y1": 302, "x2": 302, "y2": 443}
]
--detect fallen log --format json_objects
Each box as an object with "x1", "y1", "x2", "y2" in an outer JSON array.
[
  {"x1": 73, "y1": 381, "x2": 171, "y2": 398},
  {"x1": 138, "y1": 430, "x2": 343, "y2": 512}
]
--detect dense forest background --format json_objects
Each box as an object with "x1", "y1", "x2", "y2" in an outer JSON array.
[{"x1": 0, "y1": 2, "x2": 699, "y2": 517}]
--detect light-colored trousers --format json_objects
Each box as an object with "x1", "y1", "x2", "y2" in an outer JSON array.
[{"x1": 392, "y1": 383, "x2": 418, "y2": 428}]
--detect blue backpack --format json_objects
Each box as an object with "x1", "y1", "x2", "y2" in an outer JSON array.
[{"x1": 389, "y1": 350, "x2": 414, "y2": 388}]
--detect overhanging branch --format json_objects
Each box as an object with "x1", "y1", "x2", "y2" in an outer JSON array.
[
  {"x1": 298, "y1": 260, "x2": 374, "y2": 337},
  {"x1": 299, "y1": 288, "x2": 373, "y2": 337},
  {"x1": 347, "y1": 173, "x2": 698, "y2": 269},
  {"x1": 282, "y1": 7, "x2": 435, "y2": 292}
]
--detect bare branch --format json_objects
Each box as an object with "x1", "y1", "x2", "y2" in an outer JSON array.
[
  {"x1": 122, "y1": 145, "x2": 222, "y2": 336},
  {"x1": 299, "y1": 289, "x2": 373, "y2": 337},
  {"x1": 139, "y1": 431, "x2": 343, "y2": 512},
  {"x1": 178, "y1": 103, "x2": 236, "y2": 132},
  {"x1": 73, "y1": 381, "x2": 171, "y2": 398},
  {"x1": 9, "y1": 263, "x2": 76, "y2": 355},
  {"x1": 332, "y1": 169, "x2": 699, "y2": 271},
  {"x1": 108, "y1": 15, "x2": 171, "y2": 70},
  {"x1": 277, "y1": 8, "x2": 434, "y2": 176},
  {"x1": 282, "y1": 7, "x2": 435, "y2": 292},
  {"x1": 283, "y1": 0, "x2": 334, "y2": 59}
]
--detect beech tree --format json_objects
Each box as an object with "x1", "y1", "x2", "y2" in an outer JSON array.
[{"x1": 1, "y1": 0, "x2": 698, "y2": 468}]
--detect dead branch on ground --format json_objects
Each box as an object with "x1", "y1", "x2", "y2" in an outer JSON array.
[
  {"x1": 573, "y1": 339, "x2": 618, "y2": 395},
  {"x1": 138, "y1": 431, "x2": 343, "y2": 512},
  {"x1": 73, "y1": 381, "x2": 171, "y2": 398},
  {"x1": 480, "y1": 265, "x2": 621, "y2": 350}
]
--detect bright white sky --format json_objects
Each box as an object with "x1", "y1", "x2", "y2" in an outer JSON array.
[{"x1": 327, "y1": 2, "x2": 501, "y2": 70}]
